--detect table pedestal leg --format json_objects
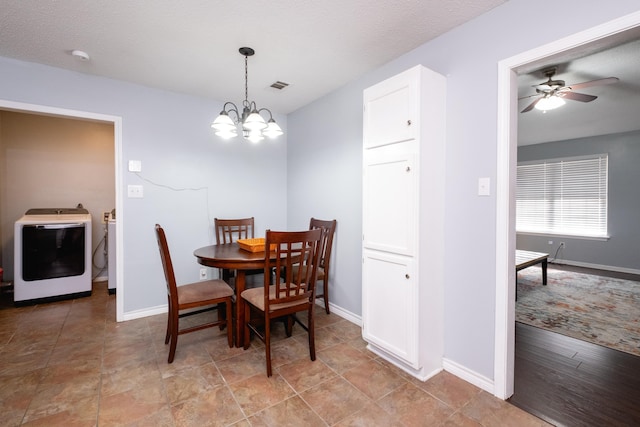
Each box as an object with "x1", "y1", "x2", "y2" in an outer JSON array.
[{"x1": 235, "y1": 270, "x2": 246, "y2": 347}]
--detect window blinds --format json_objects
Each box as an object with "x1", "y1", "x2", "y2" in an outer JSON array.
[{"x1": 516, "y1": 154, "x2": 608, "y2": 237}]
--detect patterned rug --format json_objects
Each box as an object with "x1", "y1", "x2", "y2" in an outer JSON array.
[{"x1": 516, "y1": 266, "x2": 640, "y2": 357}]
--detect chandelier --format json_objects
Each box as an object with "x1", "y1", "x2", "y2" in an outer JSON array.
[{"x1": 211, "y1": 47, "x2": 283, "y2": 143}]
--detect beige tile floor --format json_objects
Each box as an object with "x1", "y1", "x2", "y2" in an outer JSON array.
[{"x1": 0, "y1": 283, "x2": 549, "y2": 426}]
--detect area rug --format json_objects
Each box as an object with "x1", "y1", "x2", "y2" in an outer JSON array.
[{"x1": 516, "y1": 266, "x2": 640, "y2": 357}]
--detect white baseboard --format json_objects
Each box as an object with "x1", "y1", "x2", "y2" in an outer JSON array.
[
  {"x1": 122, "y1": 304, "x2": 167, "y2": 321},
  {"x1": 122, "y1": 301, "x2": 361, "y2": 326},
  {"x1": 318, "y1": 300, "x2": 362, "y2": 326},
  {"x1": 443, "y1": 358, "x2": 495, "y2": 395},
  {"x1": 552, "y1": 259, "x2": 640, "y2": 276}
]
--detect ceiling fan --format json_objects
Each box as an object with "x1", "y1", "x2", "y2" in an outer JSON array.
[{"x1": 520, "y1": 67, "x2": 619, "y2": 113}]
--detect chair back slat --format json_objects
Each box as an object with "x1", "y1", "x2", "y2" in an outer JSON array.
[
  {"x1": 310, "y1": 218, "x2": 337, "y2": 270},
  {"x1": 215, "y1": 217, "x2": 255, "y2": 244},
  {"x1": 264, "y1": 229, "x2": 322, "y2": 308}
]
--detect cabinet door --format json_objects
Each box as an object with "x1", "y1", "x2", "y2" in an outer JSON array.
[
  {"x1": 363, "y1": 68, "x2": 418, "y2": 149},
  {"x1": 362, "y1": 249, "x2": 418, "y2": 367},
  {"x1": 363, "y1": 148, "x2": 416, "y2": 256}
]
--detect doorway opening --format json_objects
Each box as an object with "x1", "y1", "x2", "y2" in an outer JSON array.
[
  {"x1": 494, "y1": 11, "x2": 640, "y2": 400},
  {"x1": 0, "y1": 99, "x2": 123, "y2": 321}
]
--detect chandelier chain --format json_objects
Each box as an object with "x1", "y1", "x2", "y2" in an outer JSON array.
[{"x1": 244, "y1": 54, "x2": 249, "y2": 103}]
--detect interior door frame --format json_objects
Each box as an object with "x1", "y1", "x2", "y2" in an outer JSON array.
[
  {"x1": 0, "y1": 99, "x2": 124, "y2": 322},
  {"x1": 493, "y1": 10, "x2": 640, "y2": 399}
]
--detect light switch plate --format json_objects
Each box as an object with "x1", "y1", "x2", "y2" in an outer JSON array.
[
  {"x1": 478, "y1": 177, "x2": 490, "y2": 196},
  {"x1": 128, "y1": 160, "x2": 142, "y2": 172},
  {"x1": 127, "y1": 184, "x2": 144, "y2": 198}
]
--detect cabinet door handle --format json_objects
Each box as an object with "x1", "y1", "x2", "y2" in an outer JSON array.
[
  {"x1": 406, "y1": 166, "x2": 411, "y2": 172},
  {"x1": 405, "y1": 274, "x2": 410, "y2": 279},
  {"x1": 407, "y1": 120, "x2": 412, "y2": 126}
]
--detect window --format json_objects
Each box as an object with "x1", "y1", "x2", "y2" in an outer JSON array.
[{"x1": 516, "y1": 154, "x2": 608, "y2": 238}]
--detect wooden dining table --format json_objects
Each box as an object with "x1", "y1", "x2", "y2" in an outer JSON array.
[{"x1": 194, "y1": 242, "x2": 271, "y2": 347}]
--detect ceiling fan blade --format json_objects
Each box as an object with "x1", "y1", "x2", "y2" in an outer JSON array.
[
  {"x1": 521, "y1": 97, "x2": 541, "y2": 113},
  {"x1": 559, "y1": 91, "x2": 597, "y2": 102},
  {"x1": 518, "y1": 93, "x2": 540, "y2": 101},
  {"x1": 568, "y1": 77, "x2": 619, "y2": 90}
]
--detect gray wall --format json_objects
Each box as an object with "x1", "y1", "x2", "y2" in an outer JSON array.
[
  {"x1": 287, "y1": 0, "x2": 640, "y2": 381},
  {"x1": 0, "y1": 0, "x2": 638, "y2": 387},
  {"x1": 0, "y1": 57, "x2": 288, "y2": 314},
  {"x1": 517, "y1": 130, "x2": 640, "y2": 271}
]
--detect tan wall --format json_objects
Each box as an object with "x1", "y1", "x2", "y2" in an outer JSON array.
[{"x1": 0, "y1": 111, "x2": 115, "y2": 281}]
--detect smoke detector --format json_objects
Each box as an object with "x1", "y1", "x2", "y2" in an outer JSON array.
[{"x1": 71, "y1": 50, "x2": 90, "y2": 61}]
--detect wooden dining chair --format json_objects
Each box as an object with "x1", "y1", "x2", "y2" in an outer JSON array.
[
  {"x1": 155, "y1": 224, "x2": 234, "y2": 363},
  {"x1": 287, "y1": 218, "x2": 337, "y2": 314},
  {"x1": 214, "y1": 217, "x2": 263, "y2": 285},
  {"x1": 214, "y1": 217, "x2": 255, "y2": 244},
  {"x1": 241, "y1": 228, "x2": 323, "y2": 376},
  {"x1": 309, "y1": 218, "x2": 337, "y2": 314}
]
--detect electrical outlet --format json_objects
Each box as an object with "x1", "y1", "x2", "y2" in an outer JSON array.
[
  {"x1": 103, "y1": 212, "x2": 110, "y2": 223},
  {"x1": 560, "y1": 241, "x2": 566, "y2": 248},
  {"x1": 548, "y1": 240, "x2": 553, "y2": 245},
  {"x1": 199, "y1": 268, "x2": 207, "y2": 280}
]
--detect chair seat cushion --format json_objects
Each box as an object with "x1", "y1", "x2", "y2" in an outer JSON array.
[
  {"x1": 178, "y1": 279, "x2": 233, "y2": 306},
  {"x1": 241, "y1": 285, "x2": 309, "y2": 312}
]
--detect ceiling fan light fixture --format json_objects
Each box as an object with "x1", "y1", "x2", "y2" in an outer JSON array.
[
  {"x1": 535, "y1": 95, "x2": 565, "y2": 112},
  {"x1": 212, "y1": 47, "x2": 282, "y2": 143}
]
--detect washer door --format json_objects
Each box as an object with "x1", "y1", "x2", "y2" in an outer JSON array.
[{"x1": 22, "y1": 223, "x2": 86, "y2": 281}]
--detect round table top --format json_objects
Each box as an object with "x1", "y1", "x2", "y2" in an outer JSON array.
[{"x1": 194, "y1": 242, "x2": 270, "y2": 270}]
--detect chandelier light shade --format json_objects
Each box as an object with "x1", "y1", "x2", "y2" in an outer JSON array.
[{"x1": 211, "y1": 47, "x2": 283, "y2": 143}]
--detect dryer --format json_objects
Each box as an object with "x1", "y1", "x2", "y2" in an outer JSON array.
[{"x1": 14, "y1": 207, "x2": 92, "y2": 304}]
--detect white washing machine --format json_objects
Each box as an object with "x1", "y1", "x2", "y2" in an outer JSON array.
[{"x1": 14, "y1": 208, "x2": 92, "y2": 304}]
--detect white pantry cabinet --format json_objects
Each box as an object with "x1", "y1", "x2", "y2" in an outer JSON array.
[{"x1": 362, "y1": 65, "x2": 445, "y2": 380}]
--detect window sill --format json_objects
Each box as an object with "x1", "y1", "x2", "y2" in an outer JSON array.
[{"x1": 516, "y1": 231, "x2": 610, "y2": 242}]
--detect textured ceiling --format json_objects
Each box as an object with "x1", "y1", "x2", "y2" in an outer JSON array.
[{"x1": 0, "y1": 0, "x2": 506, "y2": 115}]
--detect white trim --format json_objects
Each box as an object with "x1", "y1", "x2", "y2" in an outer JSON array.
[
  {"x1": 0, "y1": 99, "x2": 125, "y2": 322},
  {"x1": 443, "y1": 358, "x2": 494, "y2": 394},
  {"x1": 552, "y1": 260, "x2": 640, "y2": 276},
  {"x1": 517, "y1": 231, "x2": 610, "y2": 241},
  {"x1": 495, "y1": 11, "x2": 640, "y2": 400},
  {"x1": 123, "y1": 304, "x2": 167, "y2": 321},
  {"x1": 317, "y1": 300, "x2": 362, "y2": 326}
]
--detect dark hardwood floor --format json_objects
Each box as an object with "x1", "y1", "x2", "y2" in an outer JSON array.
[{"x1": 509, "y1": 264, "x2": 640, "y2": 427}]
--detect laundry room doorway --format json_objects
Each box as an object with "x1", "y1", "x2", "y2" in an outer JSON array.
[{"x1": 0, "y1": 99, "x2": 123, "y2": 320}]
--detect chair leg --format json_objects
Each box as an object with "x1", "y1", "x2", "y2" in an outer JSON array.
[
  {"x1": 167, "y1": 315, "x2": 179, "y2": 363},
  {"x1": 243, "y1": 300, "x2": 251, "y2": 350},
  {"x1": 285, "y1": 315, "x2": 294, "y2": 337},
  {"x1": 323, "y1": 280, "x2": 330, "y2": 314},
  {"x1": 225, "y1": 300, "x2": 233, "y2": 348},
  {"x1": 218, "y1": 302, "x2": 226, "y2": 330},
  {"x1": 265, "y1": 314, "x2": 272, "y2": 377},
  {"x1": 308, "y1": 306, "x2": 316, "y2": 361},
  {"x1": 164, "y1": 306, "x2": 172, "y2": 345}
]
